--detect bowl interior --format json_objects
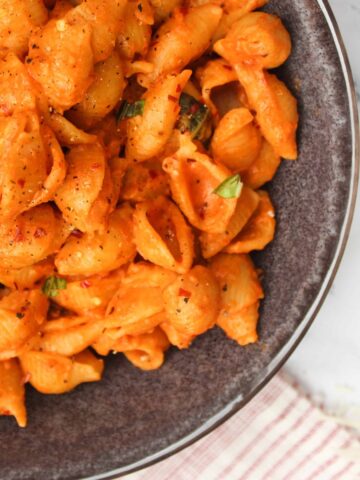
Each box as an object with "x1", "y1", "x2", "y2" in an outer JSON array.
[{"x1": 0, "y1": 1, "x2": 356, "y2": 479}]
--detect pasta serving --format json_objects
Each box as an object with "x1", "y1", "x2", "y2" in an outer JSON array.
[{"x1": 0, "y1": 0, "x2": 298, "y2": 427}]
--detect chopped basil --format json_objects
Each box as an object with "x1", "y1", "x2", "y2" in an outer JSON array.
[
  {"x1": 42, "y1": 276, "x2": 67, "y2": 298},
  {"x1": 117, "y1": 100, "x2": 145, "y2": 121},
  {"x1": 214, "y1": 174, "x2": 243, "y2": 199},
  {"x1": 177, "y1": 93, "x2": 211, "y2": 141}
]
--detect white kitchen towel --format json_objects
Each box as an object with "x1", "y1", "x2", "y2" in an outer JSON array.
[{"x1": 123, "y1": 373, "x2": 360, "y2": 480}]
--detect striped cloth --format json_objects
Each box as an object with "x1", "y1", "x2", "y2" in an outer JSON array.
[{"x1": 123, "y1": 374, "x2": 360, "y2": 480}]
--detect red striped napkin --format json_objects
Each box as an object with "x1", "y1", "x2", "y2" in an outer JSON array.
[{"x1": 123, "y1": 373, "x2": 360, "y2": 480}]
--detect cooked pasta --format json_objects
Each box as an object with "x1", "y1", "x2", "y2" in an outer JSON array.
[{"x1": 0, "y1": 0, "x2": 298, "y2": 427}]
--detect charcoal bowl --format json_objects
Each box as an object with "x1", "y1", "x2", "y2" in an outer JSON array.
[{"x1": 0, "y1": 1, "x2": 358, "y2": 479}]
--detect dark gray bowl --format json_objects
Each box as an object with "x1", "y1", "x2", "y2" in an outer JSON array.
[{"x1": 0, "y1": 1, "x2": 358, "y2": 479}]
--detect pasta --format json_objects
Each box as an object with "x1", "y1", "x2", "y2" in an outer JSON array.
[
  {"x1": 211, "y1": 108, "x2": 263, "y2": 171},
  {"x1": 0, "y1": 0, "x2": 298, "y2": 427},
  {"x1": 133, "y1": 196, "x2": 194, "y2": 273}
]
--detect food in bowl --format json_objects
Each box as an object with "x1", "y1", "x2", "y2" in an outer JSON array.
[{"x1": 0, "y1": 0, "x2": 298, "y2": 427}]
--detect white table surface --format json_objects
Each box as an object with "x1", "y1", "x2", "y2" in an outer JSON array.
[{"x1": 285, "y1": 0, "x2": 360, "y2": 430}]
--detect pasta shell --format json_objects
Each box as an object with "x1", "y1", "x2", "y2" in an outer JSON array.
[
  {"x1": 126, "y1": 70, "x2": 191, "y2": 161},
  {"x1": 218, "y1": 301, "x2": 260, "y2": 346},
  {"x1": 215, "y1": 32, "x2": 298, "y2": 159},
  {"x1": 38, "y1": 315, "x2": 105, "y2": 357},
  {"x1": 0, "y1": 112, "x2": 66, "y2": 219},
  {"x1": 215, "y1": 12, "x2": 291, "y2": 69},
  {"x1": 211, "y1": 108, "x2": 262, "y2": 171},
  {"x1": 68, "y1": 51, "x2": 126, "y2": 130},
  {"x1": 133, "y1": 196, "x2": 194, "y2": 273},
  {"x1": 138, "y1": 4, "x2": 222, "y2": 86},
  {"x1": 117, "y1": 327, "x2": 170, "y2": 370},
  {"x1": 66, "y1": 0, "x2": 126, "y2": 63},
  {"x1": 0, "y1": 52, "x2": 39, "y2": 115},
  {"x1": 55, "y1": 205, "x2": 136, "y2": 277},
  {"x1": 0, "y1": 359, "x2": 27, "y2": 427},
  {"x1": 241, "y1": 140, "x2": 281, "y2": 189},
  {"x1": 225, "y1": 190, "x2": 276, "y2": 253},
  {"x1": 117, "y1": 1, "x2": 152, "y2": 59},
  {"x1": 0, "y1": 205, "x2": 71, "y2": 269},
  {"x1": 200, "y1": 186, "x2": 260, "y2": 258},
  {"x1": 163, "y1": 135, "x2": 237, "y2": 234},
  {"x1": 93, "y1": 312, "x2": 166, "y2": 354},
  {"x1": 105, "y1": 285, "x2": 164, "y2": 329},
  {"x1": 27, "y1": 17, "x2": 94, "y2": 112},
  {"x1": 209, "y1": 253, "x2": 263, "y2": 345},
  {"x1": 54, "y1": 269, "x2": 125, "y2": 315},
  {"x1": 160, "y1": 321, "x2": 195, "y2": 349},
  {"x1": 162, "y1": 265, "x2": 220, "y2": 336},
  {"x1": 195, "y1": 58, "x2": 237, "y2": 116},
  {"x1": 54, "y1": 143, "x2": 107, "y2": 233},
  {"x1": 0, "y1": 290, "x2": 48, "y2": 361},
  {"x1": 44, "y1": 112, "x2": 97, "y2": 147},
  {"x1": 19, "y1": 349, "x2": 104, "y2": 394},
  {"x1": 0, "y1": 0, "x2": 48, "y2": 57}
]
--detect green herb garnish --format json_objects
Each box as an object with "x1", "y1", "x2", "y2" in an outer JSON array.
[
  {"x1": 117, "y1": 100, "x2": 145, "y2": 121},
  {"x1": 177, "y1": 93, "x2": 211, "y2": 141},
  {"x1": 42, "y1": 276, "x2": 67, "y2": 298},
  {"x1": 214, "y1": 174, "x2": 243, "y2": 199}
]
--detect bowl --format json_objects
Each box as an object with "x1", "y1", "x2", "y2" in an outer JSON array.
[{"x1": 0, "y1": 1, "x2": 358, "y2": 479}]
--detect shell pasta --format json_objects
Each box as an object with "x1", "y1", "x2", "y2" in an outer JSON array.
[{"x1": 0, "y1": 0, "x2": 298, "y2": 427}]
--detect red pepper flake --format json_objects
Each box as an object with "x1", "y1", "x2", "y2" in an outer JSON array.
[
  {"x1": 17, "y1": 179, "x2": 25, "y2": 188},
  {"x1": 21, "y1": 373, "x2": 31, "y2": 385},
  {"x1": 176, "y1": 84, "x2": 181, "y2": 93},
  {"x1": 149, "y1": 169, "x2": 158, "y2": 179},
  {"x1": 178, "y1": 6, "x2": 188, "y2": 15},
  {"x1": 168, "y1": 94, "x2": 177, "y2": 102},
  {"x1": 198, "y1": 206, "x2": 205, "y2": 219},
  {"x1": 223, "y1": 65, "x2": 232, "y2": 71},
  {"x1": 13, "y1": 226, "x2": 24, "y2": 242},
  {"x1": 80, "y1": 280, "x2": 91, "y2": 289},
  {"x1": 178, "y1": 288, "x2": 191, "y2": 298},
  {"x1": 91, "y1": 162, "x2": 101, "y2": 170},
  {"x1": 34, "y1": 227, "x2": 46, "y2": 238},
  {"x1": 190, "y1": 103, "x2": 200, "y2": 114},
  {"x1": 71, "y1": 229, "x2": 83, "y2": 238}
]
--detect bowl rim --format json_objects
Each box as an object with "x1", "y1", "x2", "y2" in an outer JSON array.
[{"x1": 88, "y1": 2, "x2": 360, "y2": 478}]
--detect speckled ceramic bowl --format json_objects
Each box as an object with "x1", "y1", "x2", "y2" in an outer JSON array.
[{"x1": 1, "y1": 1, "x2": 358, "y2": 479}]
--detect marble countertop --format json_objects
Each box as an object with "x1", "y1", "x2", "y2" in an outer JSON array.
[{"x1": 285, "y1": 0, "x2": 360, "y2": 430}]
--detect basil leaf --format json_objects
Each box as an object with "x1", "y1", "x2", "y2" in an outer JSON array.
[
  {"x1": 117, "y1": 100, "x2": 145, "y2": 121},
  {"x1": 42, "y1": 276, "x2": 67, "y2": 298},
  {"x1": 214, "y1": 174, "x2": 243, "y2": 199},
  {"x1": 177, "y1": 93, "x2": 211, "y2": 141}
]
